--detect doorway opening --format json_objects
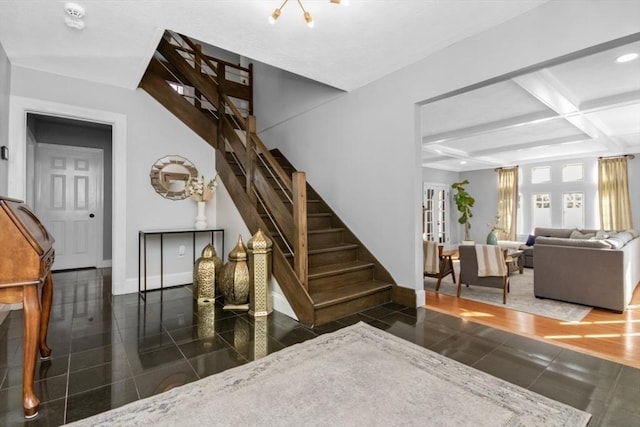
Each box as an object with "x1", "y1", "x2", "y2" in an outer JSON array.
[{"x1": 26, "y1": 113, "x2": 112, "y2": 270}]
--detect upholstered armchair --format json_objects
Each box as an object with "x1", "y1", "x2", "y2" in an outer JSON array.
[{"x1": 457, "y1": 245, "x2": 509, "y2": 304}]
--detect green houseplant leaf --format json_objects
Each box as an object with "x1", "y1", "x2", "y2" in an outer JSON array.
[{"x1": 451, "y1": 179, "x2": 475, "y2": 241}]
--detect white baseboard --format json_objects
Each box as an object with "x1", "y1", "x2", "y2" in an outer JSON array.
[{"x1": 119, "y1": 271, "x2": 194, "y2": 295}]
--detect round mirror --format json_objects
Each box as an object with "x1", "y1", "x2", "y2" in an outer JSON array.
[{"x1": 150, "y1": 155, "x2": 198, "y2": 200}]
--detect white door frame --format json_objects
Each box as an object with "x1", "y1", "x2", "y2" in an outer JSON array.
[
  {"x1": 8, "y1": 96, "x2": 127, "y2": 294},
  {"x1": 36, "y1": 142, "x2": 104, "y2": 269}
]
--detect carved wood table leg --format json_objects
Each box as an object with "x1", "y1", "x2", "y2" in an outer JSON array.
[
  {"x1": 22, "y1": 284, "x2": 42, "y2": 418},
  {"x1": 39, "y1": 273, "x2": 53, "y2": 359}
]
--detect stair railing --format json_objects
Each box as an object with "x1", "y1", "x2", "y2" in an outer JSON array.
[{"x1": 220, "y1": 94, "x2": 309, "y2": 289}]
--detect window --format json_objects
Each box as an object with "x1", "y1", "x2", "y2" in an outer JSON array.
[
  {"x1": 562, "y1": 163, "x2": 584, "y2": 182},
  {"x1": 532, "y1": 193, "x2": 551, "y2": 227},
  {"x1": 531, "y1": 166, "x2": 551, "y2": 184},
  {"x1": 562, "y1": 192, "x2": 584, "y2": 228}
]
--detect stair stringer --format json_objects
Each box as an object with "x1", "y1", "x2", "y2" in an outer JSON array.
[{"x1": 216, "y1": 155, "x2": 316, "y2": 326}]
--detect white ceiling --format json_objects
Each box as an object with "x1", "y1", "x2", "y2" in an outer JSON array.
[
  {"x1": 421, "y1": 39, "x2": 640, "y2": 172},
  {"x1": 1, "y1": 1, "x2": 637, "y2": 172},
  {"x1": 0, "y1": 0, "x2": 548, "y2": 92}
]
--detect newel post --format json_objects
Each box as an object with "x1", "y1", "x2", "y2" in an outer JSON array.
[
  {"x1": 246, "y1": 115, "x2": 257, "y2": 206},
  {"x1": 293, "y1": 171, "x2": 308, "y2": 290}
]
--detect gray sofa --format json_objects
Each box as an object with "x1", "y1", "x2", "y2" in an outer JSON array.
[
  {"x1": 520, "y1": 227, "x2": 598, "y2": 268},
  {"x1": 533, "y1": 229, "x2": 640, "y2": 312}
]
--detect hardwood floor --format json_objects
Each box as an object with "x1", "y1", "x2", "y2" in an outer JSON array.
[{"x1": 425, "y1": 283, "x2": 640, "y2": 369}]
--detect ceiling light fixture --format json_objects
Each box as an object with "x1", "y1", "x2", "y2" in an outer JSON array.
[
  {"x1": 616, "y1": 53, "x2": 639, "y2": 63},
  {"x1": 269, "y1": 0, "x2": 341, "y2": 28}
]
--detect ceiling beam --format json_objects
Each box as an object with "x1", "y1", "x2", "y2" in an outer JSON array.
[
  {"x1": 512, "y1": 69, "x2": 625, "y2": 152},
  {"x1": 421, "y1": 111, "x2": 558, "y2": 145}
]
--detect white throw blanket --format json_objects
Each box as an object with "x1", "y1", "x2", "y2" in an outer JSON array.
[
  {"x1": 423, "y1": 240, "x2": 439, "y2": 274},
  {"x1": 475, "y1": 245, "x2": 507, "y2": 277}
]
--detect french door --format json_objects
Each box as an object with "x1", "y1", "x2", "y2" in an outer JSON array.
[{"x1": 423, "y1": 183, "x2": 450, "y2": 244}]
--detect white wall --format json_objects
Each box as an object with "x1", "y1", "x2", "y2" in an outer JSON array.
[
  {"x1": 252, "y1": 60, "x2": 344, "y2": 133},
  {"x1": 0, "y1": 41, "x2": 10, "y2": 195},
  {"x1": 8, "y1": 65, "x2": 219, "y2": 294},
  {"x1": 254, "y1": 1, "x2": 640, "y2": 305},
  {"x1": 458, "y1": 169, "x2": 497, "y2": 244}
]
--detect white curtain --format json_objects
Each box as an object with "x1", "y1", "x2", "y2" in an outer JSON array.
[
  {"x1": 598, "y1": 157, "x2": 633, "y2": 230},
  {"x1": 497, "y1": 167, "x2": 518, "y2": 240}
]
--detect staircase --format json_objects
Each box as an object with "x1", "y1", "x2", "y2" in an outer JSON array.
[{"x1": 139, "y1": 31, "x2": 406, "y2": 326}]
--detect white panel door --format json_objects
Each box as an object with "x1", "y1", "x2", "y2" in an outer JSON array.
[{"x1": 35, "y1": 143, "x2": 103, "y2": 270}]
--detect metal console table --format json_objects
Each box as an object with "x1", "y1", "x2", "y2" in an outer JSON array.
[{"x1": 138, "y1": 227, "x2": 224, "y2": 298}]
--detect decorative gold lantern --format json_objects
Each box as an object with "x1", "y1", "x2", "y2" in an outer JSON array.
[
  {"x1": 248, "y1": 228, "x2": 273, "y2": 317},
  {"x1": 253, "y1": 316, "x2": 269, "y2": 360},
  {"x1": 219, "y1": 235, "x2": 250, "y2": 308},
  {"x1": 196, "y1": 299, "x2": 216, "y2": 340},
  {"x1": 193, "y1": 244, "x2": 219, "y2": 301}
]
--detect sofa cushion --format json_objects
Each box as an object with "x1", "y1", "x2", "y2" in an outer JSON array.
[
  {"x1": 570, "y1": 229, "x2": 596, "y2": 239},
  {"x1": 533, "y1": 227, "x2": 575, "y2": 238},
  {"x1": 525, "y1": 234, "x2": 536, "y2": 246},
  {"x1": 604, "y1": 231, "x2": 635, "y2": 249},
  {"x1": 535, "y1": 236, "x2": 613, "y2": 249}
]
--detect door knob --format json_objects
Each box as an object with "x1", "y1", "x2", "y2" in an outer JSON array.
[{"x1": 89, "y1": 213, "x2": 95, "y2": 218}]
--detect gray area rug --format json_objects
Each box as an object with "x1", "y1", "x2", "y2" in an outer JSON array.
[
  {"x1": 425, "y1": 269, "x2": 592, "y2": 322},
  {"x1": 67, "y1": 322, "x2": 590, "y2": 427}
]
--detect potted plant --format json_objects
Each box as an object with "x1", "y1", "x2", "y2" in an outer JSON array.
[{"x1": 451, "y1": 179, "x2": 475, "y2": 243}]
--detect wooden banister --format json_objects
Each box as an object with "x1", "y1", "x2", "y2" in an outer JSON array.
[
  {"x1": 293, "y1": 172, "x2": 308, "y2": 289},
  {"x1": 221, "y1": 93, "x2": 293, "y2": 193},
  {"x1": 246, "y1": 115, "x2": 257, "y2": 206}
]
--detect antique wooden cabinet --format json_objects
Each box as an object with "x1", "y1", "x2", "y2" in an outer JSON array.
[{"x1": 0, "y1": 196, "x2": 54, "y2": 418}]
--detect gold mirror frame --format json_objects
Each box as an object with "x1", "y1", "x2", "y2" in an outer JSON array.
[{"x1": 149, "y1": 155, "x2": 199, "y2": 200}]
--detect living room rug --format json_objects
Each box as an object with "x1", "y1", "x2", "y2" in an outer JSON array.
[
  {"x1": 66, "y1": 322, "x2": 590, "y2": 426},
  {"x1": 425, "y1": 269, "x2": 592, "y2": 322}
]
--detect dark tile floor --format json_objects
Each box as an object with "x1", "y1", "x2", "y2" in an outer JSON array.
[{"x1": 0, "y1": 269, "x2": 638, "y2": 426}]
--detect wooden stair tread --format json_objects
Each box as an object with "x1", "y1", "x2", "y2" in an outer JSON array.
[
  {"x1": 308, "y1": 242, "x2": 358, "y2": 254},
  {"x1": 283, "y1": 242, "x2": 358, "y2": 259},
  {"x1": 311, "y1": 281, "x2": 392, "y2": 308},
  {"x1": 308, "y1": 228, "x2": 344, "y2": 235},
  {"x1": 308, "y1": 260, "x2": 374, "y2": 279}
]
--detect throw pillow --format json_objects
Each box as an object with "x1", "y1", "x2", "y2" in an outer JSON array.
[
  {"x1": 525, "y1": 234, "x2": 536, "y2": 246},
  {"x1": 570, "y1": 230, "x2": 596, "y2": 239}
]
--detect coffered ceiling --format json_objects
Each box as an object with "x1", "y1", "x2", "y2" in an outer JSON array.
[{"x1": 421, "y1": 38, "x2": 640, "y2": 172}]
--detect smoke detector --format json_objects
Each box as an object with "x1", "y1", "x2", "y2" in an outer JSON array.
[
  {"x1": 65, "y1": 3, "x2": 85, "y2": 19},
  {"x1": 64, "y1": 2, "x2": 85, "y2": 30}
]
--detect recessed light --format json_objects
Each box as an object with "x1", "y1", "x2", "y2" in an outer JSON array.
[
  {"x1": 460, "y1": 161, "x2": 467, "y2": 165},
  {"x1": 616, "y1": 53, "x2": 638, "y2": 63}
]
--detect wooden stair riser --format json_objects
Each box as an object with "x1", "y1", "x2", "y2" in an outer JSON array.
[
  {"x1": 307, "y1": 214, "x2": 332, "y2": 230},
  {"x1": 308, "y1": 230, "x2": 344, "y2": 247},
  {"x1": 314, "y1": 289, "x2": 391, "y2": 326},
  {"x1": 308, "y1": 267, "x2": 375, "y2": 293},
  {"x1": 308, "y1": 247, "x2": 358, "y2": 268}
]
